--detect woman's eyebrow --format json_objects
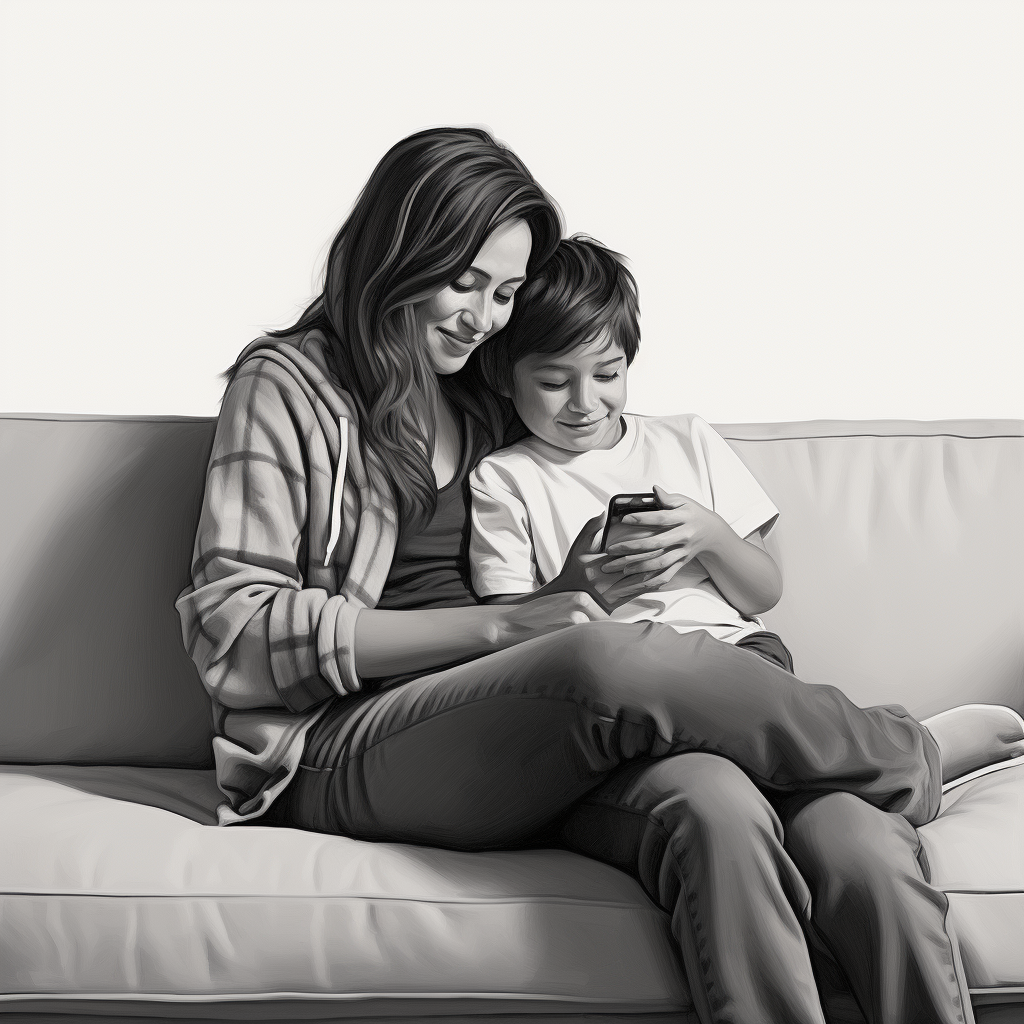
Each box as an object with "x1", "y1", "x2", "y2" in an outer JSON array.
[{"x1": 467, "y1": 267, "x2": 526, "y2": 285}]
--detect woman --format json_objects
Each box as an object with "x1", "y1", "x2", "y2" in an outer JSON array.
[{"x1": 177, "y1": 127, "x2": 974, "y2": 1024}]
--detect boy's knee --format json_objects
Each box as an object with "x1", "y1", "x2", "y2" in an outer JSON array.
[
  {"x1": 786, "y1": 792, "x2": 919, "y2": 887},
  {"x1": 646, "y1": 754, "x2": 781, "y2": 846}
]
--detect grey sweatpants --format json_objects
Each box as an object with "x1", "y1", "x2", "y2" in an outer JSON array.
[{"x1": 269, "y1": 622, "x2": 970, "y2": 1024}]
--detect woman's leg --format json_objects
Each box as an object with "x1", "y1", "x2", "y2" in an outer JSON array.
[
  {"x1": 275, "y1": 621, "x2": 941, "y2": 846},
  {"x1": 559, "y1": 753, "x2": 827, "y2": 1024},
  {"x1": 783, "y1": 792, "x2": 975, "y2": 1024}
]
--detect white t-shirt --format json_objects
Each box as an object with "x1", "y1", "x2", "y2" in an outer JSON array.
[{"x1": 469, "y1": 413, "x2": 780, "y2": 643}]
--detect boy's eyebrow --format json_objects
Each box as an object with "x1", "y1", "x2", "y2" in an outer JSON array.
[
  {"x1": 534, "y1": 355, "x2": 624, "y2": 372},
  {"x1": 466, "y1": 267, "x2": 527, "y2": 285}
]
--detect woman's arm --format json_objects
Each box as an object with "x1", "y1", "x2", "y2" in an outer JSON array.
[
  {"x1": 353, "y1": 592, "x2": 606, "y2": 677},
  {"x1": 179, "y1": 358, "x2": 607, "y2": 701}
]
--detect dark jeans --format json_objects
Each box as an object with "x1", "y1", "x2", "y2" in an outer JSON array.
[{"x1": 269, "y1": 623, "x2": 968, "y2": 1024}]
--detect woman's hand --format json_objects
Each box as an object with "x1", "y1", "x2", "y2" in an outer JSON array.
[{"x1": 496, "y1": 590, "x2": 608, "y2": 647}]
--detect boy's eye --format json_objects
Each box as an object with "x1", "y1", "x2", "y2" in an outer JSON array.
[{"x1": 595, "y1": 373, "x2": 620, "y2": 383}]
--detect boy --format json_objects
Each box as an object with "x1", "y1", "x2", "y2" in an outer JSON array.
[
  {"x1": 469, "y1": 235, "x2": 785, "y2": 654},
  {"x1": 469, "y1": 235, "x2": 1024, "y2": 777}
]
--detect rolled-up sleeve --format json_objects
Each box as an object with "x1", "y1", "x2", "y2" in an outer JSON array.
[{"x1": 176, "y1": 360, "x2": 349, "y2": 714}]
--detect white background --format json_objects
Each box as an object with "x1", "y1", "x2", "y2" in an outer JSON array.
[{"x1": 2, "y1": 0, "x2": 1021, "y2": 422}]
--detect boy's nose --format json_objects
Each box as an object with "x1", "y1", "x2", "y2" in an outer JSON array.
[{"x1": 568, "y1": 381, "x2": 599, "y2": 414}]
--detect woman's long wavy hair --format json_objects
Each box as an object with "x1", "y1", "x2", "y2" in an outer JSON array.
[{"x1": 262, "y1": 127, "x2": 562, "y2": 531}]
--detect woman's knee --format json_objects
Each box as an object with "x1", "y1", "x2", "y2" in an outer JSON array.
[{"x1": 548, "y1": 621, "x2": 649, "y2": 690}]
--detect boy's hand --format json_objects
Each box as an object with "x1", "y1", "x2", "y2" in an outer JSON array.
[
  {"x1": 548, "y1": 513, "x2": 657, "y2": 611},
  {"x1": 601, "y1": 484, "x2": 730, "y2": 579},
  {"x1": 551, "y1": 513, "x2": 614, "y2": 599}
]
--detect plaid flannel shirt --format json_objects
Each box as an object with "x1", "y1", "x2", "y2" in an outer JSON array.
[{"x1": 176, "y1": 331, "x2": 398, "y2": 824}]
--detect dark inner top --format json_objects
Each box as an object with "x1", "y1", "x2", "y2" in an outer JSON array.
[{"x1": 376, "y1": 425, "x2": 477, "y2": 611}]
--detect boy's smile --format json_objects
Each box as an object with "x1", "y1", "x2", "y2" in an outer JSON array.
[{"x1": 511, "y1": 331, "x2": 628, "y2": 453}]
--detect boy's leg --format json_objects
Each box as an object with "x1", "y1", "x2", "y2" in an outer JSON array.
[
  {"x1": 559, "y1": 753, "x2": 827, "y2": 1024},
  {"x1": 276, "y1": 621, "x2": 941, "y2": 846},
  {"x1": 782, "y1": 792, "x2": 975, "y2": 1024}
]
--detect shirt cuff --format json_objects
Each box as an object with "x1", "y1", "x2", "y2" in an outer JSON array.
[
  {"x1": 730, "y1": 502, "x2": 780, "y2": 542},
  {"x1": 317, "y1": 593, "x2": 363, "y2": 694}
]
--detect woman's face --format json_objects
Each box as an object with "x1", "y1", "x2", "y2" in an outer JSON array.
[{"x1": 416, "y1": 219, "x2": 533, "y2": 375}]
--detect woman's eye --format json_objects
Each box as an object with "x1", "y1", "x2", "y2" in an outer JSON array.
[
  {"x1": 450, "y1": 277, "x2": 475, "y2": 293},
  {"x1": 494, "y1": 291, "x2": 514, "y2": 305},
  {"x1": 538, "y1": 380, "x2": 569, "y2": 391}
]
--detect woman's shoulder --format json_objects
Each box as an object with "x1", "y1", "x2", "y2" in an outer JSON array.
[{"x1": 224, "y1": 331, "x2": 360, "y2": 426}]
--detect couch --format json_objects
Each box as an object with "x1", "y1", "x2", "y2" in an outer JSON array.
[{"x1": 1, "y1": 413, "x2": 1022, "y2": 1024}]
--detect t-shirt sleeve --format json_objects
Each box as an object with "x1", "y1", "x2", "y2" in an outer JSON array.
[
  {"x1": 469, "y1": 458, "x2": 540, "y2": 597},
  {"x1": 689, "y1": 416, "x2": 780, "y2": 540}
]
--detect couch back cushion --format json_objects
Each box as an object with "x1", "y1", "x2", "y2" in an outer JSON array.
[
  {"x1": 0, "y1": 415, "x2": 1021, "y2": 767},
  {"x1": 0, "y1": 416, "x2": 216, "y2": 766},
  {"x1": 727, "y1": 420, "x2": 1023, "y2": 718}
]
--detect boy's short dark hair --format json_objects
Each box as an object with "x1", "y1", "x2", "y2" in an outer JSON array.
[{"x1": 479, "y1": 234, "x2": 640, "y2": 396}]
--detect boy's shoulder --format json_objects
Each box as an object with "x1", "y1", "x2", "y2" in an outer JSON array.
[
  {"x1": 473, "y1": 436, "x2": 554, "y2": 491},
  {"x1": 632, "y1": 411, "x2": 715, "y2": 445}
]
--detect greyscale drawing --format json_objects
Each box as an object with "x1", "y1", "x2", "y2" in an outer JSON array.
[{"x1": 2, "y1": 123, "x2": 1023, "y2": 1024}]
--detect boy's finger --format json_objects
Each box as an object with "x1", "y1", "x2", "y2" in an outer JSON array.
[
  {"x1": 653, "y1": 484, "x2": 686, "y2": 508},
  {"x1": 602, "y1": 549, "x2": 666, "y2": 572},
  {"x1": 604, "y1": 573, "x2": 662, "y2": 603},
  {"x1": 605, "y1": 534, "x2": 669, "y2": 557},
  {"x1": 622, "y1": 507, "x2": 689, "y2": 527}
]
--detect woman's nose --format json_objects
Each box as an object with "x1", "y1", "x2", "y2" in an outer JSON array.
[{"x1": 460, "y1": 292, "x2": 492, "y2": 337}]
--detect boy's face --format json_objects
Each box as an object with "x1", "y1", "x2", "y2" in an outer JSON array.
[{"x1": 511, "y1": 331, "x2": 628, "y2": 453}]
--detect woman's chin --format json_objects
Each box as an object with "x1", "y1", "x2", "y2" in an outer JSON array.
[{"x1": 428, "y1": 351, "x2": 470, "y2": 376}]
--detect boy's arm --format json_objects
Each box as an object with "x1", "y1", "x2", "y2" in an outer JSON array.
[
  {"x1": 470, "y1": 463, "x2": 622, "y2": 609},
  {"x1": 468, "y1": 461, "x2": 543, "y2": 601},
  {"x1": 602, "y1": 417, "x2": 783, "y2": 616},
  {"x1": 694, "y1": 514, "x2": 783, "y2": 616}
]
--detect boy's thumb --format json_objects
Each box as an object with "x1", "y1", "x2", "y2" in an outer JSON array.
[
  {"x1": 578, "y1": 512, "x2": 607, "y2": 554},
  {"x1": 653, "y1": 483, "x2": 685, "y2": 507}
]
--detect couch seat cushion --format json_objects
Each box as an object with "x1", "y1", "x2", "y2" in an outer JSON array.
[
  {"x1": 920, "y1": 760, "x2": 1024, "y2": 999},
  {"x1": 0, "y1": 766, "x2": 691, "y2": 1017},
  {"x1": 4, "y1": 762, "x2": 1023, "y2": 1017}
]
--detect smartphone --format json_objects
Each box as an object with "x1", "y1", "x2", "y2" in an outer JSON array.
[{"x1": 600, "y1": 492, "x2": 672, "y2": 552}]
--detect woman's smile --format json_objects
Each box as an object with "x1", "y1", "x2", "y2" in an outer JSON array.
[{"x1": 437, "y1": 326, "x2": 479, "y2": 356}]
